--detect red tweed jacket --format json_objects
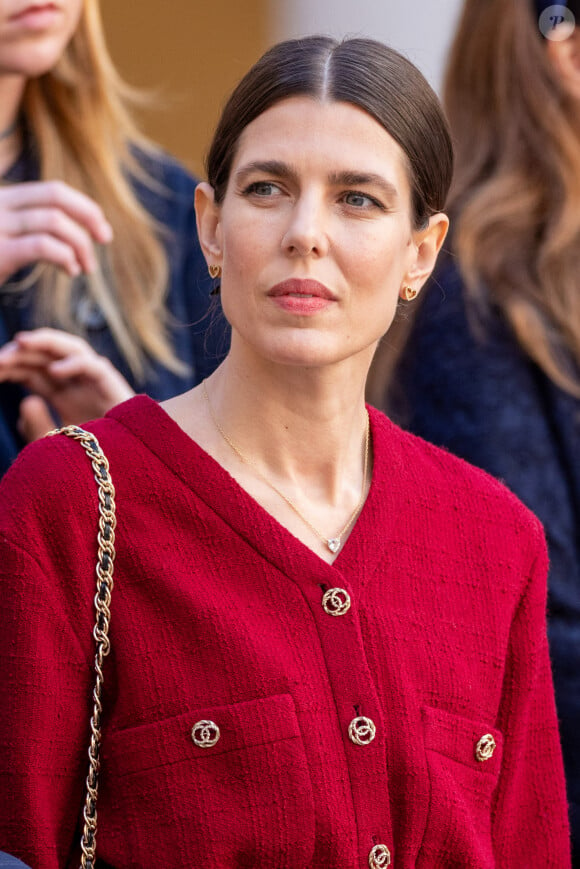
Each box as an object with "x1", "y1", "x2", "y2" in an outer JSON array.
[{"x1": 0, "y1": 397, "x2": 571, "y2": 868}]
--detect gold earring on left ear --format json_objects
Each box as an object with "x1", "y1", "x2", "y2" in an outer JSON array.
[{"x1": 401, "y1": 285, "x2": 418, "y2": 301}]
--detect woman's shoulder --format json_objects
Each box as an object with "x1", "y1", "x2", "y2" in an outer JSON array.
[
  {"x1": 0, "y1": 396, "x2": 176, "y2": 574},
  {"x1": 0, "y1": 417, "x2": 119, "y2": 509},
  {"x1": 0, "y1": 398, "x2": 151, "y2": 513},
  {"x1": 371, "y1": 407, "x2": 545, "y2": 549},
  {"x1": 0, "y1": 425, "x2": 107, "y2": 568}
]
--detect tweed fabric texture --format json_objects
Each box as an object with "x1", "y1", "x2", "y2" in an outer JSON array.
[
  {"x1": 0, "y1": 396, "x2": 570, "y2": 867},
  {"x1": 386, "y1": 248, "x2": 580, "y2": 858}
]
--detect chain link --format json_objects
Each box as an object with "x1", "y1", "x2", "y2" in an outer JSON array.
[{"x1": 49, "y1": 425, "x2": 116, "y2": 869}]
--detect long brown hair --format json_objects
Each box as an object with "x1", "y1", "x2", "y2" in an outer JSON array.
[
  {"x1": 206, "y1": 36, "x2": 453, "y2": 231},
  {"x1": 19, "y1": 0, "x2": 185, "y2": 380},
  {"x1": 445, "y1": 0, "x2": 580, "y2": 395}
]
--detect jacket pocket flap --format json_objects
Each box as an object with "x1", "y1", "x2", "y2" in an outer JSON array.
[
  {"x1": 105, "y1": 693, "x2": 301, "y2": 776},
  {"x1": 422, "y1": 705, "x2": 503, "y2": 777}
]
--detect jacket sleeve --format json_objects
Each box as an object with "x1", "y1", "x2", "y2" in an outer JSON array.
[
  {"x1": 491, "y1": 524, "x2": 571, "y2": 865},
  {"x1": 0, "y1": 458, "x2": 96, "y2": 868}
]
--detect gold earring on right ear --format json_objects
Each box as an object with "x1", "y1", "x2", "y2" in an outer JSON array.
[
  {"x1": 402, "y1": 286, "x2": 418, "y2": 301},
  {"x1": 208, "y1": 265, "x2": 222, "y2": 279}
]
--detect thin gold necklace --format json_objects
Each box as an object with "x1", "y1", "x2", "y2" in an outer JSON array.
[{"x1": 202, "y1": 381, "x2": 370, "y2": 554}]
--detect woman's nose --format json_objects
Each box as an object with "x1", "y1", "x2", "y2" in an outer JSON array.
[{"x1": 281, "y1": 195, "x2": 329, "y2": 258}]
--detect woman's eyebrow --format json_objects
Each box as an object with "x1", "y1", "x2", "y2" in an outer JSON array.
[
  {"x1": 329, "y1": 171, "x2": 399, "y2": 200},
  {"x1": 234, "y1": 163, "x2": 399, "y2": 201},
  {"x1": 234, "y1": 160, "x2": 297, "y2": 184}
]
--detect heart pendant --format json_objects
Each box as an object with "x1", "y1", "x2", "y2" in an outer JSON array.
[{"x1": 327, "y1": 538, "x2": 341, "y2": 553}]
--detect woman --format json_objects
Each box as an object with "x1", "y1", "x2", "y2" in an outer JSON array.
[
  {"x1": 0, "y1": 35, "x2": 570, "y2": 868},
  {"x1": 0, "y1": 0, "x2": 226, "y2": 476},
  {"x1": 373, "y1": 0, "x2": 580, "y2": 859}
]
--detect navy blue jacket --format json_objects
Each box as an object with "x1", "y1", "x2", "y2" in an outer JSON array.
[
  {"x1": 386, "y1": 249, "x2": 580, "y2": 859},
  {"x1": 0, "y1": 143, "x2": 229, "y2": 477}
]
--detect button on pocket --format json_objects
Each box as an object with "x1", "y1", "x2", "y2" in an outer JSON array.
[
  {"x1": 475, "y1": 733, "x2": 496, "y2": 762},
  {"x1": 417, "y1": 706, "x2": 503, "y2": 866},
  {"x1": 191, "y1": 719, "x2": 220, "y2": 748},
  {"x1": 101, "y1": 694, "x2": 315, "y2": 867}
]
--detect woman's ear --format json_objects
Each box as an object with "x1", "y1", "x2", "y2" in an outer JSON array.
[
  {"x1": 402, "y1": 213, "x2": 449, "y2": 298},
  {"x1": 194, "y1": 182, "x2": 223, "y2": 267},
  {"x1": 545, "y1": 29, "x2": 580, "y2": 99}
]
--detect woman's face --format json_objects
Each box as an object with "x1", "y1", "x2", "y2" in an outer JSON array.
[
  {"x1": 197, "y1": 96, "x2": 446, "y2": 373},
  {"x1": 0, "y1": 0, "x2": 83, "y2": 78}
]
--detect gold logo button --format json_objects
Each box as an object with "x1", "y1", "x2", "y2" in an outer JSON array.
[
  {"x1": 369, "y1": 843, "x2": 391, "y2": 867},
  {"x1": 322, "y1": 587, "x2": 351, "y2": 616},
  {"x1": 191, "y1": 719, "x2": 220, "y2": 748},
  {"x1": 475, "y1": 733, "x2": 496, "y2": 762},
  {"x1": 348, "y1": 716, "x2": 376, "y2": 746}
]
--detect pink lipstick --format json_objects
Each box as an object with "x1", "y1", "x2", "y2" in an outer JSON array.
[{"x1": 268, "y1": 279, "x2": 336, "y2": 314}]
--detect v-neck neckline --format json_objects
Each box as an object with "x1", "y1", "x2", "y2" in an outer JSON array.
[{"x1": 107, "y1": 395, "x2": 401, "y2": 583}]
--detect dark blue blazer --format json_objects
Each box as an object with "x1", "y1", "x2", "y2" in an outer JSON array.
[{"x1": 386, "y1": 249, "x2": 580, "y2": 860}]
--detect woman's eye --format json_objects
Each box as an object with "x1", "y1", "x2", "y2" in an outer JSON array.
[
  {"x1": 343, "y1": 191, "x2": 383, "y2": 209},
  {"x1": 244, "y1": 181, "x2": 280, "y2": 197}
]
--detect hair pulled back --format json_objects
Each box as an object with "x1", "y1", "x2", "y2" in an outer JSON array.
[{"x1": 206, "y1": 36, "x2": 453, "y2": 230}]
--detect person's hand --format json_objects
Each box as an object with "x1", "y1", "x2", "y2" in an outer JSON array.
[
  {"x1": 0, "y1": 328, "x2": 135, "y2": 441},
  {"x1": 0, "y1": 181, "x2": 113, "y2": 283}
]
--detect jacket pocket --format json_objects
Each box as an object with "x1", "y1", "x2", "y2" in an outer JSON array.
[
  {"x1": 417, "y1": 705, "x2": 503, "y2": 868},
  {"x1": 98, "y1": 693, "x2": 315, "y2": 869}
]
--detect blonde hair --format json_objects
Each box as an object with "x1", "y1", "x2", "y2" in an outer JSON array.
[
  {"x1": 444, "y1": 0, "x2": 580, "y2": 396},
  {"x1": 20, "y1": 0, "x2": 185, "y2": 381}
]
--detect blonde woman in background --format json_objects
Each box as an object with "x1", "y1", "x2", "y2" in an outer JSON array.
[
  {"x1": 0, "y1": 0, "x2": 227, "y2": 475},
  {"x1": 375, "y1": 0, "x2": 580, "y2": 860}
]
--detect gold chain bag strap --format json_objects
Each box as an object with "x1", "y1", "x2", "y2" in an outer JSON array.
[{"x1": 49, "y1": 425, "x2": 117, "y2": 869}]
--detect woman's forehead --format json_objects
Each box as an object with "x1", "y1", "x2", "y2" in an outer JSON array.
[{"x1": 231, "y1": 96, "x2": 411, "y2": 187}]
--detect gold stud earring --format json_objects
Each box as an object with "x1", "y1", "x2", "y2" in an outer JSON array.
[
  {"x1": 402, "y1": 285, "x2": 418, "y2": 301},
  {"x1": 208, "y1": 265, "x2": 222, "y2": 279}
]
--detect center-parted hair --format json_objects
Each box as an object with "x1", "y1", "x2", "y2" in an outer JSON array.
[{"x1": 206, "y1": 36, "x2": 453, "y2": 230}]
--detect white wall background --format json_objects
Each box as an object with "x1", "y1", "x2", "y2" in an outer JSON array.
[{"x1": 269, "y1": 0, "x2": 464, "y2": 93}]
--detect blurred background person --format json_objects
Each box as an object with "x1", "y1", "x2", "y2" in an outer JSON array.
[
  {"x1": 371, "y1": 0, "x2": 580, "y2": 859},
  {"x1": 0, "y1": 0, "x2": 228, "y2": 476}
]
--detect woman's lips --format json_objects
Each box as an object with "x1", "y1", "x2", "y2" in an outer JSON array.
[
  {"x1": 268, "y1": 279, "x2": 336, "y2": 314},
  {"x1": 9, "y1": 3, "x2": 60, "y2": 27}
]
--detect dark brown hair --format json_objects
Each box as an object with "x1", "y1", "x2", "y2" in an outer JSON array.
[
  {"x1": 444, "y1": 0, "x2": 580, "y2": 395},
  {"x1": 206, "y1": 36, "x2": 453, "y2": 230}
]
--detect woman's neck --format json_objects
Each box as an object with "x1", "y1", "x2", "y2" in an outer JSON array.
[
  {"x1": 162, "y1": 350, "x2": 375, "y2": 563},
  {"x1": 197, "y1": 352, "x2": 371, "y2": 496}
]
